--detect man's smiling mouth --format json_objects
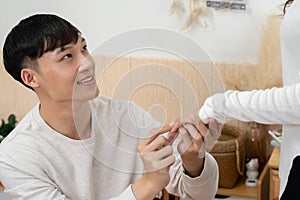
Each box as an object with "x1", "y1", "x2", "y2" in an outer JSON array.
[{"x1": 77, "y1": 76, "x2": 94, "y2": 85}]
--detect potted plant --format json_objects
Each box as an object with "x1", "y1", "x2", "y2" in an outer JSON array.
[{"x1": 0, "y1": 114, "x2": 17, "y2": 142}]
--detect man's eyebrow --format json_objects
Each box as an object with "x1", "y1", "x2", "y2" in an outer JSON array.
[
  {"x1": 55, "y1": 37, "x2": 86, "y2": 55},
  {"x1": 55, "y1": 45, "x2": 73, "y2": 55}
]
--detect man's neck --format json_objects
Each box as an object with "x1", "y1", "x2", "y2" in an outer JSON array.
[{"x1": 39, "y1": 99, "x2": 92, "y2": 140}]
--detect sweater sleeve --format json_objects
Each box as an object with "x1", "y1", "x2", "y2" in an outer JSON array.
[
  {"x1": 166, "y1": 152, "x2": 219, "y2": 200},
  {"x1": 110, "y1": 185, "x2": 136, "y2": 200},
  {"x1": 199, "y1": 83, "x2": 300, "y2": 125},
  {"x1": 0, "y1": 155, "x2": 69, "y2": 200}
]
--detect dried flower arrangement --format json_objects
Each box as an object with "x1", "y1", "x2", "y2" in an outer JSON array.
[{"x1": 168, "y1": 0, "x2": 210, "y2": 31}]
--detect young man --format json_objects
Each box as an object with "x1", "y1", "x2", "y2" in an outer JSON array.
[{"x1": 0, "y1": 14, "x2": 219, "y2": 199}]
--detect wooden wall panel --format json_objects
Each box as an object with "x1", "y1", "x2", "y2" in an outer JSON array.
[
  {"x1": 0, "y1": 54, "x2": 38, "y2": 120},
  {"x1": 95, "y1": 55, "x2": 226, "y2": 124}
]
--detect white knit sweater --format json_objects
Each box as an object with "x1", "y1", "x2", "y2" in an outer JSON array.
[{"x1": 0, "y1": 96, "x2": 218, "y2": 200}]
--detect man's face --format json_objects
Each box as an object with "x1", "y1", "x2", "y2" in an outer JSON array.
[{"x1": 35, "y1": 35, "x2": 99, "y2": 102}]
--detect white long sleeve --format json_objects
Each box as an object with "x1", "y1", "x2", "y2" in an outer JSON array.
[{"x1": 199, "y1": 83, "x2": 300, "y2": 125}]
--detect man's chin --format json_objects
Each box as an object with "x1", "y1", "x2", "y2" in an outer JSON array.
[{"x1": 72, "y1": 87, "x2": 100, "y2": 101}]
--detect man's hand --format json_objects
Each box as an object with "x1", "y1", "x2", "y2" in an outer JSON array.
[
  {"x1": 169, "y1": 111, "x2": 222, "y2": 177},
  {"x1": 171, "y1": 111, "x2": 222, "y2": 153},
  {"x1": 132, "y1": 125, "x2": 177, "y2": 199},
  {"x1": 177, "y1": 124, "x2": 205, "y2": 177}
]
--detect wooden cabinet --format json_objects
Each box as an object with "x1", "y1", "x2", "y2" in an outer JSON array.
[
  {"x1": 216, "y1": 162, "x2": 269, "y2": 200},
  {"x1": 268, "y1": 147, "x2": 280, "y2": 200},
  {"x1": 215, "y1": 147, "x2": 281, "y2": 200},
  {"x1": 270, "y1": 169, "x2": 280, "y2": 200}
]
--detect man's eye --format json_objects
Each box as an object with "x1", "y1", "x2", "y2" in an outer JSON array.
[
  {"x1": 82, "y1": 45, "x2": 88, "y2": 52},
  {"x1": 63, "y1": 54, "x2": 72, "y2": 59}
]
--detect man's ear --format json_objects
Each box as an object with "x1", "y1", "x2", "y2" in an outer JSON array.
[{"x1": 21, "y1": 68, "x2": 40, "y2": 89}]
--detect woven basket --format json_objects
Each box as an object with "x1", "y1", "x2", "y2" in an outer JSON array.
[{"x1": 210, "y1": 124, "x2": 245, "y2": 188}]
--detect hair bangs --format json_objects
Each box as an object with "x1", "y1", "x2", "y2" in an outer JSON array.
[{"x1": 41, "y1": 23, "x2": 80, "y2": 57}]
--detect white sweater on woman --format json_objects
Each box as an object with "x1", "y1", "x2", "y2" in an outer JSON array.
[
  {"x1": 199, "y1": 0, "x2": 300, "y2": 197},
  {"x1": 0, "y1": 96, "x2": 218, "y2": 200}
]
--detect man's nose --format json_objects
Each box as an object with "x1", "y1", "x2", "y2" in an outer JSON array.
[{"x1": 78, "y1": 55, "x2": 94, "y2": 72}]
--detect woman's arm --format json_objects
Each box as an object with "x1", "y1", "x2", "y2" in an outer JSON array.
[{"x1": 199, "y1": 83, "x2": 300, "y2": 125}]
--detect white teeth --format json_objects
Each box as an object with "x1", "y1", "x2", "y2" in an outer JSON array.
[{"x1": 77, "y1": 76, "x2": 93, "y2": 84}]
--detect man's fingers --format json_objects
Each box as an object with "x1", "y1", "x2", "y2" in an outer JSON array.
[
  {"x1": 157, "y1": 155, "x2": 176, "y2": 170},
  {"x1": 169, "y1": 111, "x2": 199, "y2": 133},
  {"x1": 180, "y1": 127, "x2": 192, "y2": 145},
  {"x1": 177, "y1": 126, "x2": 193, "y2": 154},
  {"x1": 182, "y1": 124, "x2": 200, "y2": 140},
  {"x1": 180, "y1": 112, "x2": 199, "y2": 128},
  {"x1": 157, "y1": 125, "x2": 172, "y2": 136},
  {"x1": 180, "y1": 114, "x2": 194, "y2": 124},
  {"x1": 177, "y1": 127, "x2": 188, "y2": 154},
  {"x1": 140, "y1": 125, "x2": 172, "y2": 147},
  {"x1": 169, "y1": 118, "x2": 181, "y2": 133},
  {"x1": 197, "y1": 122, "x2": 209, "y2": 139},
  {"x1": 165, "y1": 131, "x2": 179, "y2": 145},
  {"x1": 208, "y1": 118, "x2": 222, "y2": 139},
  {"x1": 204, "y1": 119, "x2": 222, "y2": 151},
  {"x1": 143, "y1": 145, "x2": 175, "y2": 172},
  {"x1": 183, "y1": 124, "x2": 203, "y2": 152},
  {"x1": 142, "y1": 135, "x2": 170, "y2": 153}
]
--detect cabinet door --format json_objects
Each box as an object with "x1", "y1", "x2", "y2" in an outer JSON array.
[{"x1": 270, "y1": 169, "x2": 280, "y2": 200}]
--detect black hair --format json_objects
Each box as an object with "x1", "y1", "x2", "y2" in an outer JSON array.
[
  {"x1": 3, "y1": 14, "x2": 81, "y2": 89},
  {"x1": 283, "y1": 0, "x2": 294, "y2": 15}
]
